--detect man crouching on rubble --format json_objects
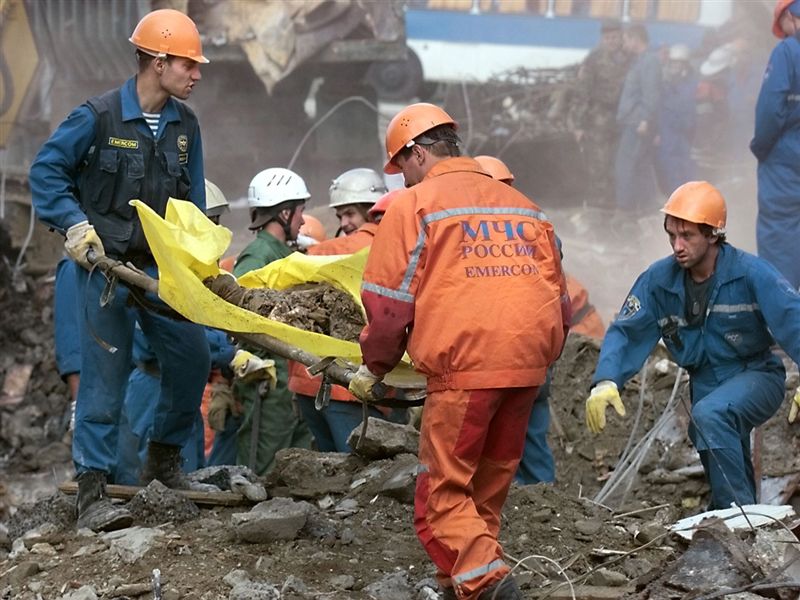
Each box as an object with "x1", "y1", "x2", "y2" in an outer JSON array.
[
  {"x1": 348, "y1": 102, "x2": 571, "y2": 600},
  {"x1": 586, "y1": 181, "x2": 800, "y2": 510}
]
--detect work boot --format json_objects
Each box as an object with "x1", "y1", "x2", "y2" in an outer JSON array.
[
  {"x1": 140, "y1": 440, "x2": 190, "y2": 489},
  {"x1": 477, "y1": 576, "x2": 523, "y2": 600},
  {"x1": 76, "y1": 470, "x2": 133, "y2": 532}
]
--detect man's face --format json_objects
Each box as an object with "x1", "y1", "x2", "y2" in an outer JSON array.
[
  {"x1": 393, "y1": 145, "x2": 427, "y2": 188},
  {"x1": 665, "y1": 216, "x2": 713, "y2": 270},
  {"x1": 158, "y1": 56, "x2": 202, "y2": 100},
  {"x1": 335, "y1": 204, "x2": 368, "y2": 236},
  {"x1": 602, "y1": 30, "x2": 622, "y2": 52},
  {"x1": 780, "y1": 10, "x2": 800, "y2": 37},
  {"x1": 285, "y1": 203, "x2": 306, "y2": 241}
]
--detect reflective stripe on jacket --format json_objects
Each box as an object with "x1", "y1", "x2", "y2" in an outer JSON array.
[{"x1": 360, "y1": 157, "x2": 570, "y2": 391}]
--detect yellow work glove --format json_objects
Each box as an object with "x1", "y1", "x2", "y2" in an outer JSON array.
[
  {"x1": 65, "y1": 220, "x2": 104, "y2": 270},
  {"x1": 348, "y1": 364, "x2": 382, "y2": 402},
  {"x1": 585, "y1": 380, "x2": 626, "y2": 433},
  {"x1": 788, "y1": 387, "x2": 800, "y2": 423},
  {"x1": 230, "y1": 350, "x2": 277, "y2": 387},
  {"x1": 207, "y1": 381, "x2": 239, "y2": 432}
]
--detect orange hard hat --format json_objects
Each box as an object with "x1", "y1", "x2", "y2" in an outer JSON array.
[
  {"x1": 474, "y1": 155, "x2": 515, "y2": 183},
  {"x1": 129, "y1": 9, "x2": 209, "y2": 63},
  {"x1": 368, "y1": 189, "x2": 403, "y2": 219},
  {"x1": 661, "y1": 181, "x2": 726, "y2": 230},
  {"x1": 299, "y1": 214, "x2": 327, "y2": 243},
  {"x1": 384, "y1": 103, "x2": 457, "y2": 174},
  {"x1": 773, "y1": 0, "x2": 798, "y2": 38}
]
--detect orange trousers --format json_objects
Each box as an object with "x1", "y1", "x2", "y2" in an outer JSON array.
[{"x1": 414, "y1": 386, "x2": 537, "y2": 600}]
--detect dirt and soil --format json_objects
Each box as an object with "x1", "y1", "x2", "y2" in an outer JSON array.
[
  {"x1": 2, "y1": 249, "x2": 800, "y2": 599},
  {"x1": 205, "y1": 275, "x2": 365, "y2": 342}
]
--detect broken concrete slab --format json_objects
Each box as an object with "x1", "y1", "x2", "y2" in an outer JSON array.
[
  {"x1": 348, "y1": 417, "x2": 419, "y2": 459},
  {"x1": 231, "y1": 497, "x2": 314, "y2": 543},
  {"x1": 101, "y1": 526, "x2": 164, "y2": 564},
  {"x1": 378, "y1": 455, "x2": 419, "y2": 504},
  {"x1": 269, "y1": 448, "x2": 362, "y2": 498},
  {"x1": 671, "y1": 504, "x2": 795, "y2": 540}
]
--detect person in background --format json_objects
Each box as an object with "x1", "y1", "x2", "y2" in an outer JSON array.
[
  {"x1": 655, "y1": 44, "x2": 698, "y2": 196},
  {"x1": 571, "y1": 19, "x2": 630, "y2": 207},
  {"x1": 750, "y1": 0, "x2": 800, "y2": 288},
  {"x1": 474, "y1": 155, "x2": 604, "y2": 486},
  {"x1": 233, "y1": 168, "x2": 313, "y2": 475},
  {"x1": 615, "y1": 24, "x2": 661, "y2": 215},
  {"x1": 290, "y1": 189, "x2": 404, "y2": 453}
]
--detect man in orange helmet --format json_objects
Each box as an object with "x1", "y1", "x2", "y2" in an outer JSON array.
[
  {"x1": 474, "y1": 155, "x2": 604, "y2": 485},
  {"x1": 349, "y1": 103, "x2": 570, "y2": 600},
  {"x1": 289, "y1": 190, "x2": 404, "y2": 452},
  {"x1": 29, "y1": 9, "x2": 210, "y2": 531},
  {"x1": 586, "y1": 181, "x2": 800, "y2": 510}
]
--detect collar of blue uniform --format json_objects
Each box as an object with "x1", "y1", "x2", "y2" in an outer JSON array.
[{"x1": 120, "y1": 76, "x2": 182, "y2": 125}]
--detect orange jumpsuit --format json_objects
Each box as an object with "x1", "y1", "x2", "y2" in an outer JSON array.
[
  {"x1": 566, "y1": 274, "x2": 605, "y2": 339},
  {"x1": 359, "y1": 157, "x2": 570, "y2": 599}
]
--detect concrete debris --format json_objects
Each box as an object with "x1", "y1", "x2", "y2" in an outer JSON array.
[
  {"x1": 231, "y1": 497, "x2": 314, "y2": 543},
  {"x1": 378, "y1": 455, "x2": 419, "y2": 504},
  {"x1": 329, "y1": 573, "x2": 355, "y2": 590},
  {"x1": 230, "y1": 474, "x2": 268, "y2": 502},
  {"x1": 101, "y1": 526, "x2": 165, "y2": 564},
  {"x1": 229, "y1": 580, "x2": 280, "y2": 600},
  {"x1": 588, "y1": 567, "x2": 629, "y2": 587},
  {"x1": 127, "y1": 480, "x2": 200, "y2": 526},
  {"x1": 268, "y1": 448, "x2": 362, "y2": 498},
  {"x1": 348, "y1": 417, "x2": 420, "y2": 459},
  {"x1": 363, "y1": 570, "x2": 413, "y2": 600},
  {"x1": 57, "y1": 585, "x2": 98, "y2": 600}
]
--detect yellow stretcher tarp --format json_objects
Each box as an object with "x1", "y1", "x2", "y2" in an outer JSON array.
[{"x1": 131, "y1": 200, "x2": 422, "y2": 388}]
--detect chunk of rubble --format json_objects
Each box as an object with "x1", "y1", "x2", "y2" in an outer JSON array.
[
  {"x1": 127, "y1": 480, "x2": 200, "y2": 525},
  {"x1": 269, "y1": 448, "x2": 362, "y2": 498},
  {"x1": 231, "y1": 497, "x2": 314, "y2": 543},
  {"x1": 348, "y1": 417, "x2": 419, "y2": 459},
  {"x1": 101, "y1": 526, "x2": 165, "y2": 564}
]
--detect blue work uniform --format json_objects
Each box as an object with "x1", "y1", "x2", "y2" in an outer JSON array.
[
  {"x1": 515, "y1": 372, "x2": 556, "y2": 485},
  {"x1": 593, "y1": 244, "x2": 800, "y2": 509},
  {"x1": 116, "y1": 326, "x2": 236, "y2": 484},
  {"x1": 656, "y1": 75, "x2": 697, "y2": 196},
  {"x1": 29, "y1": 76, "x2": 210, "y2": 478},
  {"x1": 54, "y1": 257, "x2": 81, "y2": 379},
  {"x1": 751, "y1": 33, "x2": 800, "y2": 288}
]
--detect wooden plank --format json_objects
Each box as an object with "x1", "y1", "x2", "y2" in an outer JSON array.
[
  {"x1": 536, "y1": 585, "x2": 634, "y2": 600},
  {"x1": 58, "y1": 482, "x2": 248, "y2": 507}
]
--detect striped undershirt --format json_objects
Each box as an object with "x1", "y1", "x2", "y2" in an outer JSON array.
[{"x1": 142, "y1": 111, "x2": 160, "y2": 137}]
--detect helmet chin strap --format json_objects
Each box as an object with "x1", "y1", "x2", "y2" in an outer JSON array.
[{"x1": 278, "y1": 206, "x2": 297, "y2": 241}]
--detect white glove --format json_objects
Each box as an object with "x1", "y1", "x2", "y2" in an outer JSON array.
[
  {"x1": 65, "y1": 220, "x2": 104, "y2": 269},
  {"x1": 229, "y1": 350, "x2": 277, "y2": 386},
  {"x1": 348, "y1": 364, "x2": 383, "y2": 402}
]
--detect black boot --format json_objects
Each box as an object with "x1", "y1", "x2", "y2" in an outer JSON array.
[
  {"x1": 76, "y1": 470, "x2": 132, "y2": 532},
  {"x1": 478, "y1": 576, "x2": 523, "y2": 600},
  {"x1": 140, "y1": 440, "x2": 190, "y2": 489}
]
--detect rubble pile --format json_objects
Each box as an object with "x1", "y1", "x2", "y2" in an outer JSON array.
[
  {"x1": 2, "y1": 275, "x2": 800, "y2": 598},
  {"x1": 205, "y1": 273, "x2": 365, "y2": 341}
]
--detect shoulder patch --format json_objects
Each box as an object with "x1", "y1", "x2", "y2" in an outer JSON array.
[
  {"x1": 618, "y1": 294, "x2": 641, "y2": 320},
  {"x1": 177, "y1": 134, "x2": 188, "y2": 153}
]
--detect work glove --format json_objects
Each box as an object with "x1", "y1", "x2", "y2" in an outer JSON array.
[
  {"x1": 348, "y1": 364, "x2": 382, "y2": 402},
  {"x1": 229, "y1": 350, "x2": 277, "y2": 387},
  {"x1": 65, "y1": 220, "x2": 104, "y2": 270},
  {"x1": 788, "y1": 387, "x2": 800, "y2": 424},
  {"x1": 207, "y1": 381, "x2": 239, "y2": 432},
  {"x1": 585, "y1": 380, "x2": 626, "y2": 433}
]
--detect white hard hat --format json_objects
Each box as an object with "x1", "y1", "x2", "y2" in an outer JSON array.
[
  {"x1": 328, "y1": 168, "x2": 387, "y2": 209},
  {"x1": 669, "y1": 44, "x2": 691, "y2": 62},
  {"x1": 204, "y1": 179, "x2": 229, "y2": 217},
  {"x1": 248, "y1": 168, "x2": 310, "y2": 209},
  {"x1": 699, "y1": 43, "x2": 735, "y2": 77}
]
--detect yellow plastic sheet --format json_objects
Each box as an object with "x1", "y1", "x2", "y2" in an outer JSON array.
[{"x1": 132, "y1": 198, "x2": 369, "y2": 363}]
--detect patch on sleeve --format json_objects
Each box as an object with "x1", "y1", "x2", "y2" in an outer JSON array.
[{"x1": 618, "y1": 294, "x2": 641, "y2": 320}]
